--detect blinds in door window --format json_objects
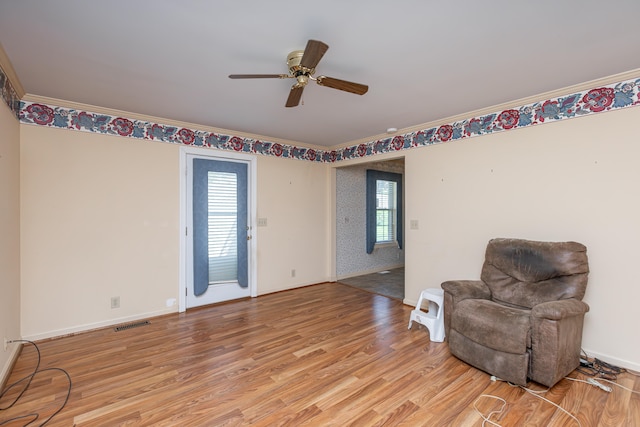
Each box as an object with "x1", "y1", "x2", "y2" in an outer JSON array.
[{"x1": 207, "y1": 171, "x2": 238, "y2": 283}]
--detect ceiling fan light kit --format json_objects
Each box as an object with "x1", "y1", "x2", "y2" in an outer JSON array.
[{"x1": 229, "y1": 39, "x2": 368, "y2": 108}]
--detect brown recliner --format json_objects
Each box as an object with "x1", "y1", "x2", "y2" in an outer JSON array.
[{"x1": 441, "y1": 238, "x2": 589, "y2": 387}]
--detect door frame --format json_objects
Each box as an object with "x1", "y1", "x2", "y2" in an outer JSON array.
[{"x1": 179, "y1": 146, "x2": 257, "y2": 312}]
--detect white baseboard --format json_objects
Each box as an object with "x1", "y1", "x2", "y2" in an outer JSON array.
[
  {"x1": 22, "y1": 307, "x2": 177, "y2": 342},
  {"x1": 403, "y1": 297, "x2": 417, "y2": 307},
  {"x1": 0, "y1": 343, "x2": 22, "y2": 390},
  {"x1": 258, "y1": 280, "x2": 326, "y2": 296},
  {"x1": 582, "y1": 347, "x2": 640, "y2": 373},
  {"x1": 336, "y1": 263, "x2": 404, "y2": 281}
]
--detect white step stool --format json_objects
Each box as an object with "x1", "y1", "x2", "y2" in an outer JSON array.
[{"x1": 408, "y1": 288, "x2": 445, "y2": 342}]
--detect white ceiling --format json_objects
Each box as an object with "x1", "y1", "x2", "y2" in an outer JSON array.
[{"x1": 1, "y1": 1, "x2": 640, "y2": 148}]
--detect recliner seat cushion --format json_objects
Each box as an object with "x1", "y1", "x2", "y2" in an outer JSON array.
[
  {"x1": 448, "y1": 329, "x2": 529, "y2": 385},
  {"x1": 451, "y1": 299, "x2": 531, "y2": 354}
]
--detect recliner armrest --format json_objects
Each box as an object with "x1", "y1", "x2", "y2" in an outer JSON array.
[
  {"x1": 441, "y1": 280, "x2": 491, "y2": 301},
  {"x1": 531, "y1": 298, "x2": 590, "y2": 320}
]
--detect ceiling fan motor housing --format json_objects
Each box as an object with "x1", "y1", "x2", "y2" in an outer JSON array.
[{"x1": 287, "y1": 50, "x2": 313, "y2": 76}]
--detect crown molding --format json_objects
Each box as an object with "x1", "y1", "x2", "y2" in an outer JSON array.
[
  {"x1": 20, "y1": 97, "x2": 333, "y2": 162},
  {"x1": 21, "y1": 93, "x2": 328, "y2": 151},
  {"x1": 337, "y1": 68, "x2": 640, "y2": 150},
  {"x1": 21, "y1": 67, "x2": 640, "y2": 153},
  {"x1": 19, "y1": 68, "x2": 640, "y2": 163},
  {"x1": 0, "y1": 42, "x2": 25, "y2": 98}
]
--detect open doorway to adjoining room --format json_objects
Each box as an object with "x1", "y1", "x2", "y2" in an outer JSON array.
[{"x1": 335, "y1": 158, "x2": 405, "y2": 301}]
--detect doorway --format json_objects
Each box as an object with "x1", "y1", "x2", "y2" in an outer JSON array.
[
  {"x1": 179, "y1": 147, "x2": 256, "y2": 311},
  {"x1": 335, "y1": 158, "x2": 405, "y2": 300}
]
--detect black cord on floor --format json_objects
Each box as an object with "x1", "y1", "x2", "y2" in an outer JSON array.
[
  {"x1": 579, "y1": 348, "x2": 626, "y2": 380},
  {"x1": 0, "y1": 340, "x2": 72, "y2": 426}
]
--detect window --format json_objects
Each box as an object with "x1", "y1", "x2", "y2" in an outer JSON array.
[
  {"x1": 375, "y1": 179, "x2": 397, "y2": 242},
  {"x1": 207, "y1": 170, "x2": 238, "y2": 283},
  {"x1": 366, "y1": 170, "x2": 403, "y2": 254}
]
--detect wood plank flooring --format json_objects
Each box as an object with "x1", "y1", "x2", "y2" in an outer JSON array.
[{"x1": 1, "y1": 282, "x2": 638, "y2": 426}]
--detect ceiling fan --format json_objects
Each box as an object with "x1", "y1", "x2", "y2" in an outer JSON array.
[{"x1": 229, "y1": 39, "x2": 369, "y2": 108}]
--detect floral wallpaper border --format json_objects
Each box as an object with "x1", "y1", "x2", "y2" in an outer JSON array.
[
  {"x1": 16, "y1": 76, "x2": 640, "y2": 163},
  {"x1": 0, "y1": 63, "x2": 21, "y2": 120}
]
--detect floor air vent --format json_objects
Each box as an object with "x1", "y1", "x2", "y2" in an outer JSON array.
[{"x1": 114, "y1": 320, "x2": 150, "y2": 332}]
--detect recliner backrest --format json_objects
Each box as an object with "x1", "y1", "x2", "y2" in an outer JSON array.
[{"x1": 480, "y1": 238, "x2": 589, "y2": 309}]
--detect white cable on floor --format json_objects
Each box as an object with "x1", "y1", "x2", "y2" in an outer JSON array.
[
  {"x1": 519, "y1": 384, "x2": 582, "y2": 427},
  {"x1": 486, "y1": 376, "x2": 582, "y2": 427},
  {"x1": 473, "y1": 394, "x2": 507, "y2": 427},
  {"x1": 598, "y1": 378, "x2": 640, "y2": 394}
]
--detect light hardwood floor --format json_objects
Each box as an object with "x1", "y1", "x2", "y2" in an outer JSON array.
[{"x1": 1, "y1": 282, "x2": 638, "y2": 426}]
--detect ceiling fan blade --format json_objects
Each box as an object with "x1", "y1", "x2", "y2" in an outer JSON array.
[
  {"x1": 300, "y1": 40, "x2": 329, "y2": 70},
  {"x1": 316, "y1": 76, "x2": 368, "y2": 95},
  {"x1": 286, "y1": 85, "x2": 304, "y2": 108},
  {"x1": 228, "y1": 74, "x2": 289, "y2": 79}
]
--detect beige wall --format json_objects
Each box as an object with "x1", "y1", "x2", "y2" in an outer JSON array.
[
  {"x1": 19, "y1": 125, "x2": 332, "y2": 339},
  {"x1": 20, "y1": 126, "x2": 180, "y2": 339},
  {"x1": 403, "y1": 106, "x2": 640, "y2": 370},
  {"x1": 255, "y1": 155, "x2": 330, "y2": 294},
  {"x1": 0, "y1": 100, "x2": 21, "y2": 379}
]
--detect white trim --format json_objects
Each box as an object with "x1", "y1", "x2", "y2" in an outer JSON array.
[
  {"x1": 178, "y1": 147, "x2": 257, "y2": 312},
  {"x1": 336, "y1": 263, "x2": 405, "y2": 281},
  {"x1": 374, "y1": 241, "x2": 401, "y2": 249},
  {"x1": 582, "y1": 347, "x2": 640, "y2": 374},
  {"x1": 331, "y1": 68, "x2": 640, "y2": 150},
  {"x1": 21, "y1": 308, "x2": 176, "y2": 341},
  {"x1": 0, "y1": 344, "x2": 22, "y2": 388}
]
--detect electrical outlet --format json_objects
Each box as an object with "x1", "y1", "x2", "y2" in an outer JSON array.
[
  {"x1": 111, "y1": 296, "x2": 120, "y2": 309},
  {"x1": 291, "y1": 269, "x2": 296, "y2": 278}
]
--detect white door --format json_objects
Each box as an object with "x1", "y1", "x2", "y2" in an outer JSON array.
[{"x1": 183, "y1": 151, "x2": 254, "y2": 309}]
